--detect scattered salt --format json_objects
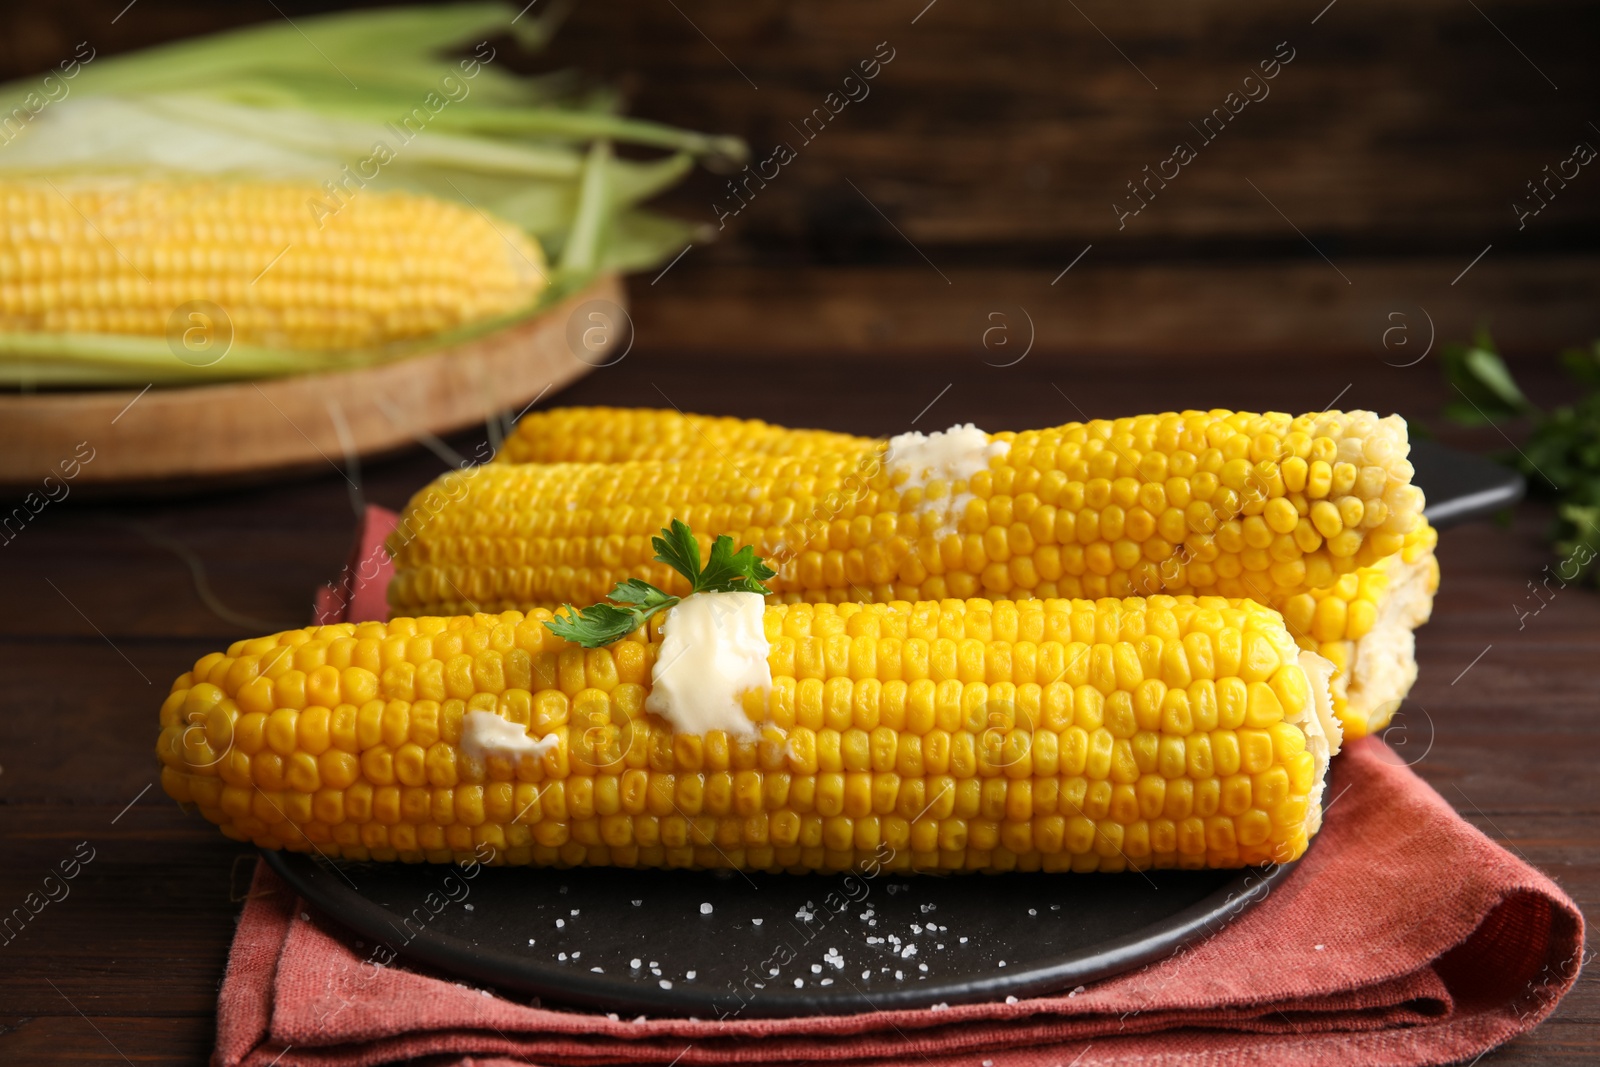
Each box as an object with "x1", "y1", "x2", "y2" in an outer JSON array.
[
  {"x1": 700, "y1": 902, "x2": 713, "y2": 915},
  {"x1": 660, "y1": 979, "x2": 673, "y2": 989},
  {"x1": 631, "y1": 958, "x2": 642, "y2": 968},
  {"x1": 753, "y1": 918, "x2": 764, "y2": 926},
  {"x1": 555, "y1": 919, "x2": 565, "y2": 928},
  {"x1": 794, "y1": 978, "x2": 804, "y2": 988},
  {"x1": 1005, "y1": 995, "x2": 1019, "y2": 1004}
]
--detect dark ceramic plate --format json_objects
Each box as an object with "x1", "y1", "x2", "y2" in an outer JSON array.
[
  {"x1": 264, "y1": 850, "x2": 1294, "y2": 1017},
  {"x1": 262, "y1": 442, "x2": 1517, "y2": 1017},
  {"x1": 1412, "y1": 438, "x2": 1524, "y2": 527}
]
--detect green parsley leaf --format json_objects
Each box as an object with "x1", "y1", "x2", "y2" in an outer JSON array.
[
  {"x1": 607, "y1": 577, "x2": 677, "y2": 609},
  {"x1": 1442, "y1": 330, "x2": 1540, "y2": 425},
  {"x1": 696, "y1": 534, "x2": 778, "y2": 595},
  {"x1": 651, "y1": 518, "x2": 703, "y2": 587},
  {"x1": 544, "y1": 519, "x2": 777, "y2": 647},
  {"x1": 545, "y1": 601, "x2": 655, "y2": 648},
  {"x1": 1444, "y1": 330, "x2": 1600, "y2": 586}
]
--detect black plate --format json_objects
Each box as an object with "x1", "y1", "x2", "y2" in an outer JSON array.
[
  {"x1": 1412, "y1": 438, "x2": 1524, "y2": 527},
  {"x1": 258, "y1": 442, "x2": 1509, "y2": 1017},
  {"x1": 264, "y1": 850, "x2": 1294, "y2": 1017}
]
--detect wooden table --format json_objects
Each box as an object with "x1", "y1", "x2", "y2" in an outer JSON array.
[
  {"x1": 0, "y1": 347, "x2": 1594, "y2": 1065},
  {"x1": 2, "y1": 1, "x2": 1598, "y2": 1061}
]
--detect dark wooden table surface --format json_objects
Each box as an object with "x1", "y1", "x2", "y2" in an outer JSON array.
[
  {"x1": 3, "y1": 1, "x2": 1599, "y2": 1063},
  {"x1": 0, "y1": 349, "x2": 1595, "y2": 1065}
]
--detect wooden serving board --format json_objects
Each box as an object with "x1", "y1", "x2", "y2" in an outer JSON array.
[{"x1": 0, "y1": 274, "x2": 622, "y2": 493}]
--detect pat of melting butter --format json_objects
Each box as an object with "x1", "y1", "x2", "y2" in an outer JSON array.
[
  {"x1": 645, "y1": 591, "x2": 771, "y2": 736},
  {"x1": 885, "y1": 423, "x2": 1010, "y2": 533},
  {"x1": 459, "y1": 710, "x2": 560, "y2": 762}
]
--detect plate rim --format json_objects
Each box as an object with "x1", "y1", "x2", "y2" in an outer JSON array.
[{"x1": 261, "y1": 849, "x2": 1299, "y2": 1018}]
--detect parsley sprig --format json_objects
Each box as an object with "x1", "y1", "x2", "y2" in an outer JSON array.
[
  {"x1": 543, "y1": 519, "x2": 777, "y2": 648},
  {"x1": 1445, "y1": 330, "x2": 1600, "y2": 585}
]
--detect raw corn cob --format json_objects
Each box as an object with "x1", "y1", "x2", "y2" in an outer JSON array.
[
  {"x1": 0, "y1": 178, "x2": 547, "y2": 350},
  {"x1": 496, "y1": 406, "x2": 867, "y2": 464},
  {"x1": 389, "y1": 409, "x2": 1425, "y2": 616},
  {"x1": 157, "y1": 596, "x2": 1338, "y2": 872},
  {"x1": 1274, "y1": 522, "x2": 1439, "y2": 739}
]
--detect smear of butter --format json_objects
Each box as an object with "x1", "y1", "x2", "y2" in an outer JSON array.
[
  {"x1": 1295, "y1": 650, "x2": 1343, "y2": 838},
  {"x1": 460, "y1": 710, "x2": 560, "y2": 762},
  {"x1": 645, "y1": 591, "x2": 771, "y2": 736},
  {"x1": 885, "y1": 423, "x2": 1010, "y2": 533}
]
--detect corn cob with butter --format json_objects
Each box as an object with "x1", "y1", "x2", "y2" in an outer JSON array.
[
  {"x1": 0, "y1": 178, "x2": 546, "y2": 351},
  {"x1": 497, "y1": 406, "x2": 1439, "y2": 739},
  {"x1": 158, "y1": 595, "x2": 1339, "y2": 873},
  {"x1": 390, "y1": 409, "x2": 1424, "y2": 616}
]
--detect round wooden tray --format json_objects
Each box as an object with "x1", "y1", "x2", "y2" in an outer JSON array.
[{"x1": 0, "y1": 274, "x2": 623, "y2": 493}]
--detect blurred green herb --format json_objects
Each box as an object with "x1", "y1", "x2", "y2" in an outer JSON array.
[{"x1": 1444, "y1": 331, "x2": 1600, "y2": 585}]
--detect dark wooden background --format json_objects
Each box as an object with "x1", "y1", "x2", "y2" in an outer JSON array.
[{"x1": 2, "y1": 2, "x2": 1598, "y2": 1064}]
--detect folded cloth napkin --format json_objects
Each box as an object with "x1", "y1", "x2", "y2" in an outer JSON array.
[{"x1": 215, "y1": 506, "x2": 1584, "y2": 1067}]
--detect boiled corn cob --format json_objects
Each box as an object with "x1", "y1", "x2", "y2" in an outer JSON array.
[
  {"x1": 504, "y1": 408, "x2": 1439, "y2": 739},
  {"x1": 158, "y1": 596, "x2": 1337, "y2": 872},
  {"x1": 1274, "y1": 522, "x2": 1439, "y2": 739},
  {"x1": 389, "y1": 409, "x2": 1424, "y2": 616},
  {"x1": 497, "y1": 406, "x2": 867, "y2": 464},
  {"x1": 0, "y1": 178, "x2": 546, "y2": 350}
]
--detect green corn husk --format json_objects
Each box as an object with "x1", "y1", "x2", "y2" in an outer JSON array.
[{"x1": 0, "y1": 2, "x2": 741, "y2": 388}]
